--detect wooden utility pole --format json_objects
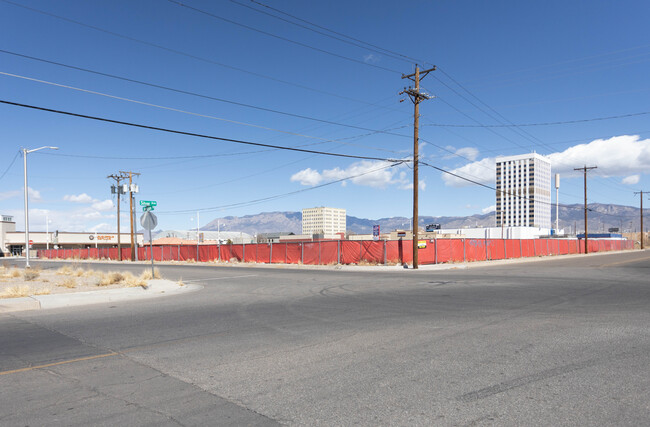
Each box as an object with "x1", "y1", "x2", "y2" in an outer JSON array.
[
  {"x1": 120, "y1": 170, "x2": 140, "y2": 261},
  {"x1": 108, "y1": 173, "x2": 128, "y2": 261},
  {"x1": 574, "y1": 166, "x2": 597, "y2": 254},
  {"x1": 634, "y1": 190, "x2": 646, "y2": 249},
  {"x1": 401, "y1": 65, "x2": 435, "y2": 269}
]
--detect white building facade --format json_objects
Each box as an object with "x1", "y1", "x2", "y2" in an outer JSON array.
[
  {"x1": 496, "y1": 153, "x2": 551, "y2": 229},
  {"x1": 302, "y1": 207, "x2": 346, "y2": 235}
]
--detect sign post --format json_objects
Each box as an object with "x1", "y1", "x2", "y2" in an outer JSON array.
[{"x1": 140, "y1": 210, "x2": 158, "y2": 279}]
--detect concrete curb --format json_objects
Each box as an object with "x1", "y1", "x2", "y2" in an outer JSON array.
[{"x1": 0, "y1": 279, "x2": 201, "y2": 313}]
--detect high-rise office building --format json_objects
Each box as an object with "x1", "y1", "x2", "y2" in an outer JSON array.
[
  {"x1": 302, "y1": 207, "x2": 346, "y2": 235},
  {"x1": 496, "y1": 153, "x2": 551, "y2": 228}
]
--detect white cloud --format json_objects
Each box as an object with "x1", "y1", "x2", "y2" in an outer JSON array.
[
  {"x1": 28, "y1": 187, "x2": 42, "y2": 202},
  {"x1": 442, "y1": 157, "x2": 496, "y2": 187},
  {"x1": 290, "y1": 168, "x2": 322, "y2": 186},
  {"x1": 482, "y1": 205, "x2": 496, "y2": 214},
  {"x1": 363, "y1": 53, "x2": 379, "y2": 63},
  {"x1": 622, "y1": 174, "x2": 640, "y2": 185},
  {"x1": 455, "y1": 147, "x2": 479, "y2": 161},
  {"x1": 442, "y1": 135, "x2": 650, "y2": 187},
  {"x1": 291, "y1": 161, "x2": 414, "y2": 190},
  {"x1": 548, "y1": 135, "x2": 650, "y2": 176},
  {"x1": 0, "y1": 190, "x2": 20, "y2": 201},
  {"x1": 89, "y1": 223, "x2": 111, "y2": 232},
  {"x1": 0, "y1": 187, "x2": 42, "y2": 201},
  {"x1": 92, "y1": 200, "x2": 114, "y2": 211},
  {"x1": 64, "y1": 193, "x2": 95, "y2": 203}
]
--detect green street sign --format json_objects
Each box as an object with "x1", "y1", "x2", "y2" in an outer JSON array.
[
  {"x1": 142, "y1": 206, "x2": 154, "y2": 212},
  {"x1": 139, "y1": 200, "x2": 157, "y2": 207}
]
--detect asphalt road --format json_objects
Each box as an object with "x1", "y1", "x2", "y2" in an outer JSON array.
[{"x1": 2, "y1": 251, "x2": 649, "y2": 426}]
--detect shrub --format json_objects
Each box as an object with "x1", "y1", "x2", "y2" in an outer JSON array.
[
  {"x1": 58, "y1": 277, "x2": 76, "y2": 288},
  {"x1": 140, "y1": 268, "x2": 161, "y2": 280},
  {"x1": 23, "y1": 269, "x2": 40, "y2": 281}
]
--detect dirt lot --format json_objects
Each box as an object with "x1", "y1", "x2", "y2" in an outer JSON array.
[{"x1": 0, "y1": 263, "x2": 161, "y2": 299}]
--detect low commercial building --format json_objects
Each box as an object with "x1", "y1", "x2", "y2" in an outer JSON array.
[{"x1": 1, "y1": 214, "x2": 143, "y2": 256}]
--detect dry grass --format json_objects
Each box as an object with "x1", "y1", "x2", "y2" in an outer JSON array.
[
  {"x1": 98, "y1": 272, "x2": 125, "y2": 286},
  {"x1": 23, "y1": 269, "x2": 40, "y2": 281},
  {"x1": 2, "y1": 285, "x2": 31, "y2": 298},
  {"x1": 58, "y1": 277, "x2": 77, "y2": 289},
  {"x1": 10, "y1": 269, "x2": 21, "y2": 278},
  {"x1": 56, "y1": 265, "x2": 73, "y2": 275},
  {"x1": 178, "y1": 277, "x2": 185, "y2": 287},
  {"x1": 139, "y1": 268, "x2": 162, "y2": 280},
  {"x1": 122, "y1": 272, "x2": 147, "y2": 288}
]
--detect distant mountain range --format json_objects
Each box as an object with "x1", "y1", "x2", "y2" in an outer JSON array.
[{"x1": 197, "y1": 203, "x2": 645, "y2": 235}]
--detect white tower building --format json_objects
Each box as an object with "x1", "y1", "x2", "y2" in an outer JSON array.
[
  {"x1": 301, "y1": 207, "x2": 346, "y2": 235},
  {"x1": 496, "y1": 153, "x2": 551, "y2": 228}
]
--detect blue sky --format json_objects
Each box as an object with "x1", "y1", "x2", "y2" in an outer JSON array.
[{"x1": 1, "y1": 0, "x2": 649, "y2": 233}]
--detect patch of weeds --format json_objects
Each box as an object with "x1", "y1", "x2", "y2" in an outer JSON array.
[
  {"x1": 1, "y1": 285, "x2": 31, "y2": 298},
  {"x1": 98, "y1": 272, "x2": 125, "y2": 286},
  {"x1": 122, "y1": 272, "x2": 147, "y2": 288},
  {"x1": 23, "y1": 269, "x2": 40, "y2": 281},
  {"x1": 58, "y1": 277, "x2": 76, "y2": 288},
  {"x1": 56, "y1": 266, "x2": 73, "y2": 275},
  {"x1": 10, "y1": 269, "x2": 21, "y2": 278},
  {"x1": 140, "y1": 268, "x2": 162, "y2": 280}
]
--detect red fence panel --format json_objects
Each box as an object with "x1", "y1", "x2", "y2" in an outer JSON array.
[
  {"x1": 341, "y1": 241, "x2": 361, "y2": 264},
  {"x1": 465, "y1": 239, "x2": 487, "y2": 262},
  {"x1": 302, "y1": 242, "x2": 319, "y2": 265},
  {"x1": 256, "y1": 244, "x2": 271, "y2": 263},
  {"x1": 418, "y1": 240, "x2": 436, "y2": 265},
  {"x1": 320, "y1": 241, "x2": 338, "y2": 265},
  {"x1": 270, "y1": 243, "x2": 285, "y2": 263},
  {"x1": 487, "y1": 240, "x2": 505, "y2": 260},
  {"x1": 436, "y1": 240, "x2": 464, "y2": 263},
  {"x1": 361, "y1": 241, "x2": 384, "y2": 264},
  {"x1": 385, "y1": 241, "x2": 401, "y2": 264},
  {"x1": 534, "y1": 240, "x2": 548, "y2": 256},
  {"x1": 286, "y1": 243, "x2": 302, "y2": 264},
  {"x1": 504, "y1": 240, "x2": 520, "y2": 259}
]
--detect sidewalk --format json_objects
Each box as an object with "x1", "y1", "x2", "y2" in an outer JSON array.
[{"x1": 0, "y1": 279, "x2": 200, "y2": 313}]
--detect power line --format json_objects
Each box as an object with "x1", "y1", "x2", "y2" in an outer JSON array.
[
  {"x1": 0, "y1": 69, "x2": 404, "y2": 141},
  {"x1": 0, "y1": 150, "x2": 20, "y2": 182},
  {"x1": 157, "y1": 161, "x2": 404, "y2": 215},
  {"x1": 0, "y1": 1, "x2": 393, "y2": 107},
  {"x1": 167, "y1": 0, "x2": 402, "y2": 74},
  {"x1": 0, "y1": 99, "x2": 407, "y2": 163},
  {"x1": 421, "y1": 110, "x2": 650, "y2": 128},
  {"x1": 229, "y1": 0, "x2": 420, "y2": 65}
]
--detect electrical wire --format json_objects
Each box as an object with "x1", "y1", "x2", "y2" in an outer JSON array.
[
  {"x1": 167, "y1": 0, "x2": 401, "y2": 74},
  {"x1": 0, "y1": 69, "x2": 405, "y2": 142},
  {"x1": 421, "y1": 110, "x2": 650, "y2": 128},
  {"x1": 0, "y1": 150, "x2": 20, "y2": 182},
  {"x1": 0, "y1": 99, "x2": 407, "y2": 163},
  {"x1": 0, "y1": 0, "x2": 393, "y2": 107},
  {"x1": 228, "y1": 0, "x2": 420, "y2": 65},
  {"x1": 157, "y1": 161, "x2": 404, "y2": 215}
]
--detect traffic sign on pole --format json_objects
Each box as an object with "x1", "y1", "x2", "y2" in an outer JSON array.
[{"x1": 139, "y1": 200, "x2": 157, "y2": 207}]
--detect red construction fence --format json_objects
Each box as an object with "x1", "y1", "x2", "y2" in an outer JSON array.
[{"x1": 38, "y1": 238, "x2": 634, "y2": 266}]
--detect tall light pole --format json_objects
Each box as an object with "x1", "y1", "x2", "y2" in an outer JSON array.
[
  {"x1": 23, "y1": 146, "x2": 58, "y2": 268},
  {"x1": 555, "y1": 174, "x2": 560, "y2": 233},
  {"x1": 45, "y1": 212, "x2": 51, "y2": 250}
]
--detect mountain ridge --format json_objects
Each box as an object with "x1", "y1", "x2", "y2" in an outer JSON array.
[{"x1": 199, "y1": 203, "x2": 645, "y2": 235}]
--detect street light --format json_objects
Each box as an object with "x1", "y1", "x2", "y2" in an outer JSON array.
[{"x1": 23, "y1": 146, "x2": 58, "y2": 268}]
